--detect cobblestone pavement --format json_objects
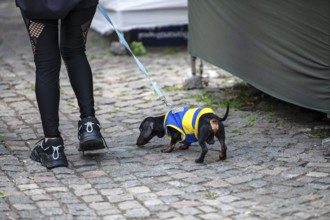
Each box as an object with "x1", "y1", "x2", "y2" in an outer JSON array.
[{"x1": 1, "y1": 1, "x2": 330, "y2": 219}]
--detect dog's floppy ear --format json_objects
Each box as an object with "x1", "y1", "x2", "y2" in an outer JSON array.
[
  {"x1": 155, "y1": 123, "x2": 165, "y2": 137},
  {"x1": 142, "y1": 121, "x2": 154, "y2": 138}
]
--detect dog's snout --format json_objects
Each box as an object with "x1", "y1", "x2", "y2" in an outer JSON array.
[{"x1": 136, "y1": 135, "x2": 146, "y2": 146}]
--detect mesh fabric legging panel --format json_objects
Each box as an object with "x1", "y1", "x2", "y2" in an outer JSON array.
[{"x1": 21, "y1": 6, "x2": 97, "y2": 137}]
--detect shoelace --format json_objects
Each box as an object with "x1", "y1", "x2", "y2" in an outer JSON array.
[
  {"x1": 38, "y1": 139, "x2": 63, "y2": 160},
  {"x1": 52, "y1": 145, "x2": 63, "y2": 160},
  {"x1": 85, "y1": 122, "x2": 94, "y2": 132},
  {"x1": 79, "y1": 122, "x2": 101, "y2": 133}
]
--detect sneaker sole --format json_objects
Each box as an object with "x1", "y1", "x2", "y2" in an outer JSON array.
[
  {"x1": 40, "y1": 156, "x2": 68, "y2": 169},
  {"x1": 79, "y1": 139, "x2": 106, "y2": 151},
  {"x1": 30, "y1": 146, "x2": 68, "y2": 169},
  {"x1": 31, "y1": 152, "x2": 68, "y2": 169},
  {"x1": 79, "y1": 131, "x2": 106, "y2": 151}
]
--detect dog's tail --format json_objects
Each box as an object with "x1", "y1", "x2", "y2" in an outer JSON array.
[{"x1": 219, "y1": 104, "x2": 229, "y2": 121}]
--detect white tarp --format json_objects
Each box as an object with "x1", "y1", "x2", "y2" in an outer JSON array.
[{"x1": 91, "y1": 0, "x2": 188, "y2": 35}]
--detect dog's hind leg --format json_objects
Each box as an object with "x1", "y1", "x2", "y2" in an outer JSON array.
[
  {"x1": 196, "y1": 126, "x2": 210, "y2": 163},
  {"x1": 215, "y1": 124, "x2": 227, "y2": 160},
  {"x1": 196, "y1": 141, "x2": 208, "y2": 163}
]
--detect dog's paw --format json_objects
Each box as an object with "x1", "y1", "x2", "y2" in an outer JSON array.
[
  {"x1": 219, "y1": 152, "x2": 226, "y2": 160},
  {"x1": 179, "y1": 144, "x2": 189, "y2": 150},
  {"x1": 161, "y1": 146, "x2": 174, "y2": 153},
  {"x1": 195, "y1": 158, "x2": 204, "y2": 163}
]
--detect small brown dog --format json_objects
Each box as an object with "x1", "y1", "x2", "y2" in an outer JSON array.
[{"x1": 136, "y1": 106, "x2": 229, "y2": 163}]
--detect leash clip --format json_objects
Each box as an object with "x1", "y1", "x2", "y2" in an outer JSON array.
[{"x1": 160, "y1": 96, "x2": 173, "y2": 109}]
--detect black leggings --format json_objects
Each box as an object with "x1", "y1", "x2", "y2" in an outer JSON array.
[{"x1": 22, "y1": 7, "x2": 97, "y2": 137}]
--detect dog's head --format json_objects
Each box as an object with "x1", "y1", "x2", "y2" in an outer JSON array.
[{"x1": 136, "y1": 116, "x2": 165, "y2": 145}]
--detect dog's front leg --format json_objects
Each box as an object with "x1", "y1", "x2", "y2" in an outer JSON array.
[
  {"x1": 162, "y1": 127, "x2": 181, "y2": 153},
  {"x1": 179, "y1": 144, "x2": 190, "y2": 150},
  {"x1": 161, "y1": 145, "x2": 175, "y2": 153}
]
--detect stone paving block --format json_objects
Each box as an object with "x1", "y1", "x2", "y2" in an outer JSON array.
[
  {"x1": 157, "y1": 189, "x2": 185, "y2": 197},
  {"x1": 18, "y1": 210, "x2": 44, "y2": 220},
  {"x1": 69, "y1": 184, "x2": 92, "y2": 190},
  {"x1": 217, "y1": 195, "x2": 241, "y2": 203},
  {"x1": 107, "y1": 193, "x2": 134, "y2": 203},
  {"x1": 203, "y1": 179, "x2": 231, "y2": 188},
  {"x1": 52, "y1": 192, "x2": 81, "y2": 204},
  {"x1": 306, "y1": 171, "x2": 329, "y2": 178},
  {"x1": 89, "y1": 202, "x2": 114, "y2": 211},
  {"x1": 82, "y1": 195, "x2": 104, "y2": 203},
  {"x1": 169, "y1": 216, "x2": 201, "y2": 220},
  {"x1": 225, "y1": 173, "x2": 263, "y2": 184},
  {"x1": 31, "y1": 194, "x2": 53, "y2": 202},
  {"x1": 74, "y1": 188, "x2": 98, "y2": 197},
  {"x1": 103, "y1": 214, "x2": 126, "y2": 220},
  {"x1": 65, "y1": 203, "x2": 97, "y2": 217},
  {"x1": 45, "y1": 187, "x2": 69, "y2": 193},
  {"x1": 177, "y1": 207, "x2": 202, "y2": 216},
  {"x1": 12, "y1": 203, "x2": 37, "y2": 211},
  {"x1": 127, "y1": 186, "x2": 151, "y2": 194},
  {"x1": 0, "y1": 199, "x2": 10, "y2": 211},
  {"x1": 124, "y1": 207, "x2": 151, "y2": 218},
  {"x1": 17, "y1": 183, "x2": 39, "y2": 191},
  {"x1": 36, "y1": 201, "x2": 61, "y2": 208},
  {"x1": 39, "y1": 207, "x2": 64, "y2": 216},
  {"x1": 118, "y1": 200, "x2": 143, "y2": 211},
  {"x1": 146, "y1": 204, "x2": 170, "y2": 212},
  {"x1": 198, "y1": 213, "x2": 228, "y2": 220}
]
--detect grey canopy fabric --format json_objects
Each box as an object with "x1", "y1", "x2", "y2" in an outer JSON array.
[{"x1": 188, "y1": 0, "x2": 330, "y2": 114}]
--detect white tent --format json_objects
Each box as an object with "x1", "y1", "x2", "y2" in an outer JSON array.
[{"x1": 91, "y1": 0, "x2": 188, "y2": 35}]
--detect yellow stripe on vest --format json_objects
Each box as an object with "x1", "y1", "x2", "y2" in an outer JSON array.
[
  {"x1": 164, "y1": 111, "x2": 186, "y2": 142},
  {"x1": 182, "y1": 108, "x2": 199, "y2": 135}
]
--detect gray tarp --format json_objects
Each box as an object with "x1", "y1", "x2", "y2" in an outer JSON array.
[{"x1": 188, "y1": 0, "x2": 330, "y2": 114}]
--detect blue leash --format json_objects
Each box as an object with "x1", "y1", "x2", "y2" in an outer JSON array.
[{"x1": 97, "y1": 4, "x2": 171, "y2": 107}]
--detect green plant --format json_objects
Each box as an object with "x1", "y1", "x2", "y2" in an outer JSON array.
[
  {"x1": 262, "y1": 129, "x2": 270, "y2": 135},
  {"x1": 116, "y1": 92, "x2": 129, "y2": 97},
  {"x1": 131, "y1": 41, "x2": 147, "y2": 56},
  {"x1": 86, "y1": 53, "x2": 97, "y2": 60},
  {"x1": 128, "y1": 146, "x2": 142, "y2": 153},
  {"x1": 0, "y1": 135, "x2": 5, "y2": 143},
  {"x1": 248, "y1": 115, "x2": 257, "y2": 127},
  {"x1": 162, "y1": 48, "x2": 178, "y2": 55},
  {"x1": 231, "y1": 129, "x2": 241, "y2": 134},
  {"x1": 29, "y1": 84, "x2": 35, "y2": 92},
  {"x1": 163, "y1": 85, "x2": 184, "y2": 92},
  {"x1": 107, "y1": 109, "x2": 124, "y2": 115},
  {"x1": 204, "y1": 191, "x2": 219, "y2": 199},
  {"x1": 0, "y1": 191, "x2": 5, "y2": 198},
  {"x1": 306, "y1": 129, "x2": 330, "y2": 139},
  {"x1": 185, "y1": 90, "x2": 223, "y2": 108}
]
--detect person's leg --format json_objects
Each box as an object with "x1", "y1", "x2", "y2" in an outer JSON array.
[
  {"x1": 21, "y1": 15, "x2": 68, "y2": 168},
  {"x1": 60, "y1": 7, "x2": 107, "y2": 151},
  {"x1": 21, "y1": 16, "x2": 61, "y2": 138},
  {"x1": 60, "y1": 7, "x2": 97, "y2": 119}
]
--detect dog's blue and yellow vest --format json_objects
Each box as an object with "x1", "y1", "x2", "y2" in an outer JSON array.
[{"x1": 163, "y1": 107, "x2": 214, "y2": 144}]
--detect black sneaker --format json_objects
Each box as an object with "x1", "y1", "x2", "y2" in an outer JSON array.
[
  {"x1": 30, "y1": 137, "x2": 68, "y2": 169},
  {"x1": 78, "y1": 116, "x2": 107, "y2": 151}
]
